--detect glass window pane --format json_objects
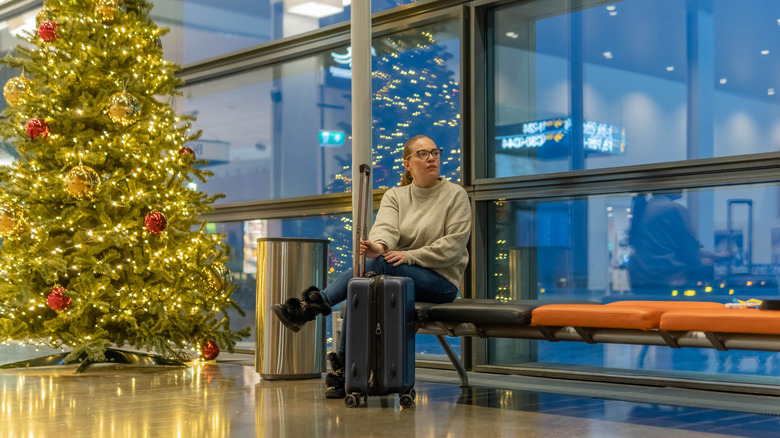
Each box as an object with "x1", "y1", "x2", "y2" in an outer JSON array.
[
  {"x1": 154, "y1": 0, "x2": 421, "y2": 65},
  {"x1": 0, "y1": 9, "x2": 37, "y2": 164},
  {"x1": 216, "y1": 214, "x2": 352, "y2": 350},
  {"x1": 487, "y1": 0, "x2": 780, "y2": 178},
  {"x1": 180, "y1": 54, "x2": 352, "y2": 203},
  {"x1": 0, "y1": 8, "x2": 37, "y2": 54},
  {"x1": 218, "y1": 213, "x2": 457, "y2": 360},
  {"x1": 180, "y1": 20, "x2": 461, "y2": 202},
  {"x1": 371, "y1": 21, "x2": 462, "y2": 186},
  {"x1": 485, "y1": 182, "x2": 780, "y2": 379}
]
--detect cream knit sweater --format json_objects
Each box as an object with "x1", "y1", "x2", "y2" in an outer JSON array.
[{"x1": 368, "y1": 177, "x2": 471, "y2": 287}]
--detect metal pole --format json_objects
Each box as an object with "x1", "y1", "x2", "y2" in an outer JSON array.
[{"x1": 352, "y1": 0, "x2": 372, "y2": 261}]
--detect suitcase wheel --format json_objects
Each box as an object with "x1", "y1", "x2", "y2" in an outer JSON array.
[
  {"x1": 400, "y1": 393, "x2": 414, "y2": 408},
  {"x1": 345, "y1": 393, "x2": 364, "y2": 408}
]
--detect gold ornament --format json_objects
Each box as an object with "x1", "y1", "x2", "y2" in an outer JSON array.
[
  {"x1": 65, "y1": 165, "x2": 100, "y2": 200},
  {"x1": 3, "y1": 76, "x2": 33, "y2": 107},
  {"x1": 94, "y1": 0, "x2": 126, "y2": 23},
  {"x1": 107, "y1": 91, "x2": 141, "y2": 126},
  {"x1": 0, "y1": 203, "x2": 26, "y2": 238},
  {"x1": 203, "y1": 262, "x2": 231, "y2": 293}
]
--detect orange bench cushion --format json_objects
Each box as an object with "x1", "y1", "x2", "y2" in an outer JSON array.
[
  {"x1": 660, "y1": 308, "x2": 780, "y2": 335},
  {"x1": 531, "y1": 301, "x2": 724, "y2": 331}
]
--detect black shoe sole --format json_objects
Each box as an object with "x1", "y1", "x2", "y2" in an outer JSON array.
[
  {"x1": 270, "y1": 304, "x2": 303, "y2": 333},
  {"x1": 325, "y1": 387, "x2": 346, "y2": 399}
]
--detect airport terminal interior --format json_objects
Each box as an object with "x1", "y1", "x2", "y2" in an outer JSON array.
[{"x1": 2, "y1": 0, "x2": 780, "y2": 436}]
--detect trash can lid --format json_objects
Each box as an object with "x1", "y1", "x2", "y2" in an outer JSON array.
[{"x1": 256, "y1": 237, "x2": 330, "y2": 244}]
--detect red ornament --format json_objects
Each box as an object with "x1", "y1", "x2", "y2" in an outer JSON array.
[
  {"x1": 201, "y1": 340, "x2": 219, "y2": 360},
  {"x1": 178, "y1": 147, "x2": 195, "y2": 159},
  {"x1": 38, "y1": 20, "x2": 58, "y2": 42},
  {"x1": 47, "y1": 286, "x2": 71, "y2": 311},
  {"x1": 144, "y1": 211, "x2": 167, "y2": 235},
  {"x1": 26, "y1": 118, "x2": 49, "y2": 140}
]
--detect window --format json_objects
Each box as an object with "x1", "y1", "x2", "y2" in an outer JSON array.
[
  {"x1": 155, "y1": 0, "x2": 421, "y2": 65},
  {"x1": 216, "y1": 213, "x2": 457, "y2": 360},
  {"x1": 483, "y1": 182, "x2": 780, "y2": 378},
  {"x1": 214, "y1": 214, "x2": 352, "y2": 350},
  {"x1": 180, "y1": 20, "x2": 461, "y2": 203},
  {"x1": 485, "y1": 0, "x2": 780, "y2": 178}
]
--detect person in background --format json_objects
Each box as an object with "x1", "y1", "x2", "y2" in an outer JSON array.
[
  {"x1": 271, "y1": 134, "x2": 472, "y2": 398},
  {"x1": 627, "y1": 191, "x2": 729, "y2": 294}
]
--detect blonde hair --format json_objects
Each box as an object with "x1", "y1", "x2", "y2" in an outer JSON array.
[{"x1": 400, "y1": 135, "x2": 432, "y2": 186}]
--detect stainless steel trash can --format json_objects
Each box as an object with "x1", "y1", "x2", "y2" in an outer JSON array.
[{"x1": 256, "y1": 238, "x2": 328, "y2": 380}]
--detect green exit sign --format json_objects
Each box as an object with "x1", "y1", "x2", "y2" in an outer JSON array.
[{"x1": 319, "y1": 130, "x2": 345, "y2": 147}]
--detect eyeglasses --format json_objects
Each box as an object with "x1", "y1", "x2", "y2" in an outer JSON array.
[{"x1": 407, "y1": 148, "x2": 443, "y2": 160}]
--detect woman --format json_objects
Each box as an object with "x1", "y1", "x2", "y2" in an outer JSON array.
[{"x1": 271, "y1": 134, "x2": 472, "y2": 398}]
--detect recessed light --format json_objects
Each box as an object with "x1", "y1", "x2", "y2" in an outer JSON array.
[
  {"x1": 606, "y1": 5, "x2": 616, "y2": 11},
  {"x1": 769, "y1": 88, "x2": 776, "y2": 96},
  {"x1": 666, "y1": 66, "x2": 675, "y2": 71},
  {"x1": 603, "y1": 52, "x2": 613, "y2": 59},
  {"x1": 762, "y1": 50, "x2": 770, "y2": 55},
  {"x1": 609, "y1": 11, "x2": 618, "y2": 16},
  {"x1": 505, "y1": 32, "x2": 519, "y2": 39},
  {"x1": 719, "y1": 78, "x2": 727, "y2": 84}
]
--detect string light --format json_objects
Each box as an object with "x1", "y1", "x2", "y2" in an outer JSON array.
[{"x1": 0, "y1": 0, "x2": 246, "y2": 362}]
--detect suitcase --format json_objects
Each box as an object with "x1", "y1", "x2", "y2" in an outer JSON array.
[
  {"x1": 344, "y1": 274, "x2": 416, "y2": 408},
  {"x1": 343, "y1": 163, "x2": 416, "y2": 408}
]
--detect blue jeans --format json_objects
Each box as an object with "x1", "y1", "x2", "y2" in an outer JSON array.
[{"x1": 320, "y1": 257, "x2": 459, "y2": 355}]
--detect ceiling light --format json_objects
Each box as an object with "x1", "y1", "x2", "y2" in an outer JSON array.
[
  {"x1": 666, "y1": 66, "x2": 674, "y2": 71},
  {"x1": 762, "y1": 49, "x2": 770, "y2": 55},
  {"x1": 505, "y1": 32, "x2": 519, "y2": 39},
  {"x1": 603, "y1": 51, "x2": 613, "y2": 59},
  {"x1": 609, "y1": 11, "x2": 618, "y2": 16},
  {"x1": 719, "y1": 78, "x2": 727, "y2": 84},
  {"x1": 606, "y1": 5, "x2": 616, "y2": 11},
  {"x1": 285, "y1": 0, "x2": 343, "y2": 18},
  {"x1": 769, "y1": 88, "x2": 776, "y2": 96}
]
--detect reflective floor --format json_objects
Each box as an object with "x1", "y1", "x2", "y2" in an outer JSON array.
[{"x1": 0, "y1": 348, "x2": 778, "y2": 437}]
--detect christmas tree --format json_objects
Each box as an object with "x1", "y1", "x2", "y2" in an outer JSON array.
[
  {"x1": 322, "y1": 28, "x2": 461, "y2": 274},
  {"x1": 0, "y1": 0, "x2": 248, "y2": 365},
  {"x1": 371, "y1": 28, "x2": 461, "y2": 188}
]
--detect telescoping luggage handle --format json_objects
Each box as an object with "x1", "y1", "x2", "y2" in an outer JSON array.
[{"x1": 354, "y1": 164, "x2": 371, "y2": 278}]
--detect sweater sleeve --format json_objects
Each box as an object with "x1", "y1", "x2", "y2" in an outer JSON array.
[
  {"x1": 404, "y1": 188, "x2": 471, "y2": 268},
  {"x1": 367, "y1": 189, "x2": 400, "y2": 251}
]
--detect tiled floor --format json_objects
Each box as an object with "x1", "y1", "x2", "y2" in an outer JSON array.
[{"x1": 1, "y1": 348, "x2": 779, "y2": 437}]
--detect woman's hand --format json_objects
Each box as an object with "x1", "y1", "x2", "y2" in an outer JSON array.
[
  {"x1": 383, "y1": 250, "x2": 408, "y2": 267},
  {"x1": 360, "y1": 239, "x2": 385, "y2": 259}
]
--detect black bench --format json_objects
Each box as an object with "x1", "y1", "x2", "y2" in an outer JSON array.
[
  {"x1": 414, "y1": 299, "x2": 599, "y2": 387},
  {"x1": 414, "y1": 298, "x2": 780, "y2": 388}
]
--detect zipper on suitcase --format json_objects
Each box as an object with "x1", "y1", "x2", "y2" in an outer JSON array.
[
  {"x1": 375, "y1": 275, "x2": 384, "y2": 395},
  {"x1": 368, "y1": 276, "x2": 379, "y2": 395}
]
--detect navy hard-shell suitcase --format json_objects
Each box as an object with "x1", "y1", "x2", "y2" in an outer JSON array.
[
  {"x1": 343, "y1": 163, "x2": 416, "y2": 408},
  {"x1": 344, "y1": 274, "x2": 416, "y2": 408}
]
